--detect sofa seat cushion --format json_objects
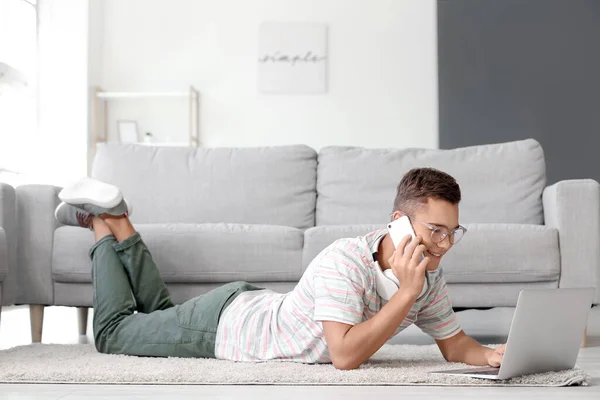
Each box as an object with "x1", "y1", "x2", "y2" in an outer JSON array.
[
  {"x1": 302, "y1": 224, "x2": 383, "y2": 270},
  {"x1": 303, "y1": 224, "x2": 559, "y2": 283},
  {"x1": 447, "y1": 282, "x2": 558, "y2": 308},
  {"x1": 0, "y1": 228, "x2": 7, "y2": 281},
  {"x1": 53, "y1": 281, "x2": 300, "y2": 307},
  {"x1": 52, "y1": 224, "x2": 304, "y2": 284},
  {"x1": 442, "y1": 223, "x2": 559, "y2": 283}
]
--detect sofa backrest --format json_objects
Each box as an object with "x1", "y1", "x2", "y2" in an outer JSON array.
[
  {"x1": 92, "y1": 144, "x2": 317, "y2": 229},
  {"x1": 316, "y1": 139, "x2": 546, "y2": 225}
]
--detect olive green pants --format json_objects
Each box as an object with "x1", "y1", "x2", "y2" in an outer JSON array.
[{"x1": 90, "y1": 232, "x2": 261, "y2": 358}]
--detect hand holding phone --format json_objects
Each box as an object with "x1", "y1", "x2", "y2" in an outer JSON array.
[
  {"x1": 387, "y1": 216, "x2": 422, "y2": 257},
  {"x1": 386, "y1": 216, "x2": 430, "y2": 298}
]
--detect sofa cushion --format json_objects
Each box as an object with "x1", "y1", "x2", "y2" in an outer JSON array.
[
  {"x1": 447, "y1": 281, "x2": 558, "y2": 308},
  {"x1": 303, "y1": 223, "x2": 559, "y2": 284},
  {"x1": 316, "y1": 139, "x2": 546, "y2": 225},
  {"x1": 92, "y1": 144, "x2": 317, "y2": 229},
  {"x1": 440, "y1": 223, "x2": 559, "y2": 283},
  {"x1": 0, "y1": 228, "x2": 7, "y2": 281},
  {"x1": 52, "y1": 224, "x2": 304, "y2": 284},
  {"x1": 53, "y1": 281, "x2": 299, "y2": 307},
  {"x1": 303, "y1": 224, "x2": 383, "y2": 270}
]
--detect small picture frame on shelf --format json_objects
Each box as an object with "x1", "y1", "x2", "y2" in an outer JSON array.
[{"x1": 117, "y1": 120, "x2": 140, "y2": 143}]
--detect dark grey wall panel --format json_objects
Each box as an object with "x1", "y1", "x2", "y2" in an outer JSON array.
[{"x1": 438, "y1": 0, "x2": 600, "y2": 185}]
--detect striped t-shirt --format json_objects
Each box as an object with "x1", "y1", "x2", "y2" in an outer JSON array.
[{"x1": 214, "y1": 229, "x2": 462, "y2": 363}]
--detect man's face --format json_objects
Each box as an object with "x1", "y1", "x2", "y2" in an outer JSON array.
[{"x1": 393, "y1": 197, "x2": 460, "y2": 271}]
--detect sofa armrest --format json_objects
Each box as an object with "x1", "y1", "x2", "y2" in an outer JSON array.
[
  {"x1": 0, "y1": 183, "x2": 17, "y2": 306},
  {"x1": 543, "y1": 179, "x2": 600, "y2": 304},
  {"x1": 16, "y1": 184, "x2": 62, "y2": 305}
]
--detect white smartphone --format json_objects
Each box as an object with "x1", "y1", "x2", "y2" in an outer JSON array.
[
  {"x1": 387, "y1": 216, "x2": 425, "y2": 262},
  {"x1": 386, "y1": 216, "x2": 428, "y2": 297},
  {"x1": 387, "y1": 215, "x2": 417, "y2": 249}
]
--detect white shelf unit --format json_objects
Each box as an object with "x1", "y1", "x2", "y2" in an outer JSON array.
[{"x1": 92, "y1": 86, "x2": 200, "y2": 150}]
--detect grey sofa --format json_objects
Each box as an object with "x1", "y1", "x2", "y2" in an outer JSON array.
[
  {"x1": 15, "y1": 138, "x2": 600, "y2": 342},
  {"x1": 0, "y1": 182, "x2": 17, "y2": 323}
]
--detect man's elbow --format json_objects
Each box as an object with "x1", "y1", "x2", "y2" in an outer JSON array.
[
  {"x1": 333, "y1": 360, "x2": 359, "y2": 371},
  {"x1": 331, "y1": 355, "x2": 360, "y2": 370},
  {"x1": 441, "y1": 347, "x2": 462, "y2": 363},
  {"x1": 442, "y1": 351, "x2": 456, "y2": 363}
]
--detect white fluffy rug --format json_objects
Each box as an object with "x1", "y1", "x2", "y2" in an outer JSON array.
[{"x1": 0, "y1": 344, "x2": 589, "y2": 386}]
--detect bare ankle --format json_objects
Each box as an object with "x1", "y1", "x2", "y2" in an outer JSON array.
[
  {"x1": 102, "y1": 215, "x2": 136, "y2": 242},
  {"x1": 92, "y1": 216, "x2": 113, "y2": 242},
  {"x1": 100, "y1": 213, "x2": 127, "y2": 220},
  {"x1": 91, "y1": 216, "x2": 106, "y2": 231}
]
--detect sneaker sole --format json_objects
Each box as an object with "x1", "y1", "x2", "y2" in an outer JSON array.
[
  {"x1": 54, "y1": 201, "x2": 69, "y2": 222},
  {"x1": 59, "y1": 178, "x2": 123, "y2": 209},
  {"x1": 54, "y1": 200, "x2": 133, "y2": 224}
]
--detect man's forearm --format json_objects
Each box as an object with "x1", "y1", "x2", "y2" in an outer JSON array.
[
  {"x1": 450, "y1": 335, "x2": 494, "y2": 366},
  {"x1": 334, "y1": 290, "x2": 418, "y2": 369}
]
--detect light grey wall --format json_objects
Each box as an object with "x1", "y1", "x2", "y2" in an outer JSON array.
[
  {"x1": 438, "y1": 0, "x2": 600, "y2": 185},
  {"x1": 96, "y1": 0, "x2": 439, "y2": 150}
]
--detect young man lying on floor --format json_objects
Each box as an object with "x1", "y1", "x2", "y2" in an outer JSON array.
[{"x1": 54, "y1": 167, "x2": 505, "y2": 370}]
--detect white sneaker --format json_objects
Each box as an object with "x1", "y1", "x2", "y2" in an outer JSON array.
[
  {"x1": 59, "y1": 177, "x2": 123, "y2": 209},
  {"x1": 54, "y1": 199, "x2": 133, "y2": 228}
]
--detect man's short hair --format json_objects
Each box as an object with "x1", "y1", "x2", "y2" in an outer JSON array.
[{"x1": 392, "y1": 168, "x2": 461, "y2": 215}]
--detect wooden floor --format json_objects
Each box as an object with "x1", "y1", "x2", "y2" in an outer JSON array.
[{"x1": 0, "y1": 305, "x2": 599, "y2": 399}]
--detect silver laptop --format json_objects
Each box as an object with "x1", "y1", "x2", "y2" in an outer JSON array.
[{"x1": 431, "y1": 288, "x2": 594, "y2": 380}]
